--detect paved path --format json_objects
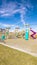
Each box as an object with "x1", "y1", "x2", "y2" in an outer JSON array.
[{"x1": 0, "y1": 40, "x2": 37, "y2": 57}]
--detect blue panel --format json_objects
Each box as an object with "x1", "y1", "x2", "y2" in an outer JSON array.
[{"x1": 25, "y1": 29, "x2": 29, "y2": 40}]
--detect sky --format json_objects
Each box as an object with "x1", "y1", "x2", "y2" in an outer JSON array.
[{"x1": 0, "y1": 0, "x2": 37, "y2": 31}]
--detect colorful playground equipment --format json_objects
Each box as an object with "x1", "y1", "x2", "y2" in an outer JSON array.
[
  {"x1": 0, "y1": 32, "x2": 9, "y2": 42},
  {"x1": 24, "y1": 24, "x2": 30, "y2": 40},
  {"x1": 15, "y1": 26, "x2": 20, "y2": 38},
  {"x1": 1, "y1": 34, "x2": 6, "y2": 40},
  {"x1": 0, "y1": 34, "x2": 6, "y2": 43},
  {"x1": 0, "y1": 27, "x2": 10, "y2": 42},
  {"x1": 0, "y1": 24, "x2": 37, "y2": 41},
  {"x1": 30, "y1": 28, "x2": 36, "y2": 39},
  {"x1": 15, "y1": 27, "x2": 25, "y2": 38},
  {"x1": 14, "y1": 24, "x2": 30, "y2": 39}
]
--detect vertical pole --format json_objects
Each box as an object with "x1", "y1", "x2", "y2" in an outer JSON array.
[
  {"x1": 24, "y1": 24, "x2": 29, "y2": 40},
  {"x1": 25, "y1": 29, "x2": 29, "y2": 40}
]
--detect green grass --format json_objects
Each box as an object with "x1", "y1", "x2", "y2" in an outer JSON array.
[{"x1": 0, "y1": 44, "x2": 37, "y2": 65}]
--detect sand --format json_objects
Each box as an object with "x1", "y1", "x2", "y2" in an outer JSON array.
[
  {"x1": 0, "y1": 44, "x2": 37, "y2": 65},
  {"x1": 0, "y1": 32, "x2": 37, "y2": 56},
  {"x1": 0, "y1": 38, "x2": 37, "y2": 56}
]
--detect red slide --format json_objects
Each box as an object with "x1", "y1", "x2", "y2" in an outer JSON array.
[{"x1": 30, "y1": 28, "x2": 36, "y2": 39}]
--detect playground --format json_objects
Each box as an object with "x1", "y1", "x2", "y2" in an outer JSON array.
[
  {"x1": 0, "y1": 0, "x2": 37, "y2": 64},
  {"x1": 0, "y1": 24, "x2": 37, "y2": 65},
  {"x1": 0, "y1": 32, "x2": 37, "y2": 57},
  {"x1": 0, "y1": 24, "x2": 37, "y2": 42},
  {"x1": 0, "y1": 24, "x2": 37, "y2": 56}
]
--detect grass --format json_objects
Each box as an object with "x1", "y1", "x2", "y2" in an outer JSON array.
[{"x1": 0, "y1": 44, "x2": 37, "y2": 65}]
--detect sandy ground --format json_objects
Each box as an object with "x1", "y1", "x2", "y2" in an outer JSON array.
[
  {"x1": 0, "y1": 44, "x2": 37, "y2": 65},
  {"x1": 0, "y1": 38, "x2": 37, "y2": 56},
  {"x1": 0, "y1": 32, "x2": 37, "y2": 56}
]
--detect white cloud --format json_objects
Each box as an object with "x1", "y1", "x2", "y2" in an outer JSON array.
[
  {"x1": 0, "y1": 2, "x2": 18, "y2": 16},
  {"x1": 0, "y1": 10, "x2": 5, "y2": 14},
  {"x1": 0, "y1": 0, "x2": 34, "y2": 28},
  {"x1": 1, "y1": 13, "x2": 10, "y2": 16},
  {"x1": 0, "y1": 23, "x2": 15, "y2": 28},
  {"x1": 0, "y1": 0, "x2": 32, "y2": 17}
]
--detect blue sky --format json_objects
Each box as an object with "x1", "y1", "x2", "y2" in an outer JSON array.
[{"x1": 0, "y1": 0, "x2": 37, "y2": 31}]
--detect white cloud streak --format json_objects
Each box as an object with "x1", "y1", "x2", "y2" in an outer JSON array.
[
  {"x1": 0, "y1": 0, "x2": 33, "y2": 16},
  {"x1": 0, "y1": 0, "x2": 34, "y2": 27},
  {"x1": 0, "y1": 23, "x2": 15, "y2": 27}
]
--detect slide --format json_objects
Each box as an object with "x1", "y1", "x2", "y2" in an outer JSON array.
[{"x1": 30, "y1": 28, "x2": 36, "y2": 39}]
